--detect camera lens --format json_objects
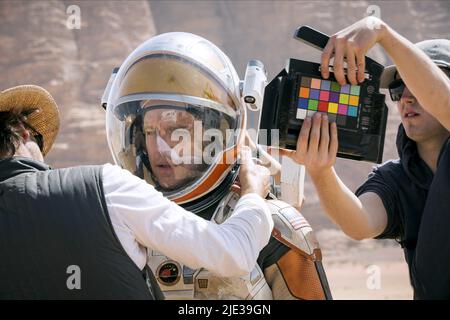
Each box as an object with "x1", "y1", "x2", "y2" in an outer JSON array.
[{"x1": 244, "y1": 96, "x2": 256, "y2": 104}]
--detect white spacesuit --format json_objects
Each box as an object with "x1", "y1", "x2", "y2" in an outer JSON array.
[{"x1": 103, "y1": 32, "x2": 332, "y2": 300}]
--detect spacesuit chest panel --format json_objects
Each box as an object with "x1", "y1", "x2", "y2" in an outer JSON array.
[{"x1": 147, "y1": 191, "x2": 273, "y2": 300}]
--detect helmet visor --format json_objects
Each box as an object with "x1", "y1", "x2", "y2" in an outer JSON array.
[{"x1": 108, "y1": 96, "x2": 238, "y2": 196}]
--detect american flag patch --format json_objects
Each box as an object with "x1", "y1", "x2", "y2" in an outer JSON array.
[{"x1": 280, "y1": 208, "x2": 310, "y2": 230}]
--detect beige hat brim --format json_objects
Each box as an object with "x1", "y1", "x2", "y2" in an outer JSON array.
[
  {"x1": 0, "y1": 85, "x2": 60, "y2": 156},
  {"x1": 381, "y1": 61, "x2": 450, "y2": 89},
  {"x1": 380, "y1": 65, "x2": 397, "y2": 89}
]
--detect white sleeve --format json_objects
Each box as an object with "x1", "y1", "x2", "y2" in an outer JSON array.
[{"x1": 102, "y1": 163, "x2": 273, "y2": 277}]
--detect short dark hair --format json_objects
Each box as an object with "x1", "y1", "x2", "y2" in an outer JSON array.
[{"x1": 0, "y1": 107, "x2": 27, "y2": 159}]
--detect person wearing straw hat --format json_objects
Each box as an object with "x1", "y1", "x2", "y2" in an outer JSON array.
[
  {"x1": 0, "y1": 85, "x2": 59, "y2": 160},
  {"x1": 0, "y1": 85, "x2": 273, "y2": 299},
  {"x1": 289, "y1": 17, "x2": 450, "y2": 299}
]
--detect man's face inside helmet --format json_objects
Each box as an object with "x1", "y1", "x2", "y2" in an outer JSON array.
[{"x1": 142, "y1": 103, "x2": 208, "y2": 191}]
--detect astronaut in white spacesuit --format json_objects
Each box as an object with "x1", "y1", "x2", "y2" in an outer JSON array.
[{"x1": 102, "y1": 32, "x2": 332, "y2": 300}]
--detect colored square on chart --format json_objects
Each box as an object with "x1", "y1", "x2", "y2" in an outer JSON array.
[
  {"x1": 319, "y1": 90, "x2": 330, "y2": 101},
  {"x1": 346, "y1": 117, "x2": 357, "y2": 128},
  {"x1": 296, "y1": 109, "x2": 307, "y2": 119},
  {"x1": 349, "y1": 95, "x2": 359, "y2": 106},
  {"x1": 309, "y1": 89, "x2": 320, "y2": 100},
  {"x1": 331, "y1": 81, "x2": 341, "y2": 92},
  {"x1": 298, "y1": 98, "x2": 309, "y2": 109},
  {"x1": 318, "y1": 101, "x2": 328, "y2": 112},
  {"x1": 301, "y1": 76, "x2": 312, "y2": 87},
  {"x1": 299, "y1": 87, "x2": 310, "y2": 98},
  {"x1": 337, "y1": 114, "x2": 347, "y2": 126},
  {"x1": 308, "y1": 99, "x2": 318, "y2": 110},
  {"x1": 328, "y1": 102, "x2": 338, "y2": 114},
  {"x1": 311, "y1": 78, "x2": 321, "y2": 89},
  {"x1": 329, "y1": 92, "x2": 339, "y2": 103},
  {"x1": 340, "y1": 84, "x2": 350, "y2": 94},
  {"x1": 328, "y1": 113, "x2": 337, "y2": 123},
  {"x1": 339, "y1": 94, "x2": 349, "y2": 104},
  {"x1": 348, "y1": 106, "x2": 358, "y2": 117},
  {"x1": 307, "y1": 110, "x2": 316, "y2": 117},
  {"x1": 338, "y1": 104, "x2": 348, "y2": 115},
  {"x1": 321, "y1": 80, "x2": 331, "y2": 91},
  {"x1": 350, "y1": 85, "x2": 360, "y2": 96}
]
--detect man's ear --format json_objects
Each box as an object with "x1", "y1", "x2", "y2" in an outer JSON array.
[{"x1": 18, "y1": 123, "x2": 30, "y2": 142}]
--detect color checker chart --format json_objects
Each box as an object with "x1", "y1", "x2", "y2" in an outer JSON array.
[{"x1": 296, "y1": 76, "x2": 360, "y2": 129}]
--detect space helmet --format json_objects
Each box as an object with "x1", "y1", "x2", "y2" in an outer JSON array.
[{"x1": 104, "y1": 32, "x2": 246, "y2": 211}]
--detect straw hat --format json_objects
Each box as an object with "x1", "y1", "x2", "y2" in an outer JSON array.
[{"x1": 0, "y1": 85, "x2": 60, "y2": 156}]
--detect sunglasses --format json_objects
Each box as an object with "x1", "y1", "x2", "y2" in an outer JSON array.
[
  {"x1": 388, "y1": 78, "x2": 405, "y2": 102},
  {"x1": 388, "y1": 67, "x2": 450, "y2": 102}
]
